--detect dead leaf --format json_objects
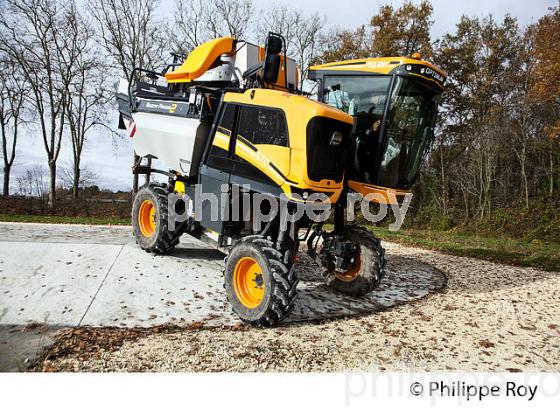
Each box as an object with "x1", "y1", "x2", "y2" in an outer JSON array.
[{"x1": 479, "y1": 339, "x2": 495, "y2": 348}]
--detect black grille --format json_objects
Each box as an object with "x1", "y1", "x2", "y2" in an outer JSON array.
[{"x1": 306, "y1": 117, "x2": 352, "y2": 183}]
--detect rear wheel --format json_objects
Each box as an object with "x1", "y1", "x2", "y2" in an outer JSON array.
[
  {"x1": 224, "y1": 236, "x2": 298, "y2": 326},
  {"x1": 321, "y1": 226, "x2": 386, "y2": 296},
  {"x1": 132, "y1": 183, "x2": 184, "y2": 254}
]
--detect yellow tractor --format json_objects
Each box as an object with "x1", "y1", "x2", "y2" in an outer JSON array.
[{"x1": 116, "y1": 33, "x2": 446, "y2": 326}]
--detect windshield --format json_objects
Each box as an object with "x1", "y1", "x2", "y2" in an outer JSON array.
[
  {"x1": 321, "y1": 74, "x2": 440, "y2": 190},
  {"x1": 376, "y1": 76, "x2": 439, "y2": 188},
  {"x1": 322, "y1": 75, "x2": 391, "y2": 116}
]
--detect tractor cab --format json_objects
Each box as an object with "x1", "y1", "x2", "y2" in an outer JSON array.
[{"x1": 308, "y1": 55, "x2": 446, "y2": 203}]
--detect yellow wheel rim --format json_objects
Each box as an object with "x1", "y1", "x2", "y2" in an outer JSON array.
[
  {"x1": 138, "y1": 199, "x2": 156, "y2": 237},
  {"x1": 233, "y1": 257, "x2": 265, "y2": 308},
  {"x1": 335, "y1": 248, "x2": 361, "y2": 282}
]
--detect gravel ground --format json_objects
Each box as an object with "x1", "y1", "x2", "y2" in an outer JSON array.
[{"x1": 38, "y1": 243, "x2": 560, "y2": 372}]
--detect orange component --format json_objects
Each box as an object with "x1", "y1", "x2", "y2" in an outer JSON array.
[
  {"x1": 348, "y1": 180, "x2": 410, "y2": 205},
  {"x1": 335, "y1": 250, "x2": 362, "y2": 282},
  {"x1": 165, "y1": 37, "x2": 234, "y2": 83},
  {"x1": 138, "y1": 199, "x2": 156, "y2": 237},
  {"x1": 233, "y1": 257, "x2": 265, "y2": 308}
]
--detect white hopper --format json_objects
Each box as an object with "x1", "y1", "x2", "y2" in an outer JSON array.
[{"x1": 130, "y1": 110, "x2": 205, "y2": 176}]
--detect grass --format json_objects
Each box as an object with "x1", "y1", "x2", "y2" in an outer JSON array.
[
  {"x1": 0, "y1": 214, "x2": 130, "y2": 226},
  {"x1": 372, "y1": 226, "x2": 560, "y2": 272}
]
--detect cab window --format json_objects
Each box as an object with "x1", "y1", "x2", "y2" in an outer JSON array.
[{"x1": 236, "y1": 106, "x2": 288, "y2": 147}]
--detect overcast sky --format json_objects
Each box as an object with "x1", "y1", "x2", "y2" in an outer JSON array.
[
  {"x1": 259, "y1": 0, "x2": 555, "y2": 37},
  {"x1": 8, "y1": 0, "x2": 557, "y2": 192}
]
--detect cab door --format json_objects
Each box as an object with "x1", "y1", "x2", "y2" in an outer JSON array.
[{"x1": 198, "y1": 103, "x2": 238, "y2": 233}]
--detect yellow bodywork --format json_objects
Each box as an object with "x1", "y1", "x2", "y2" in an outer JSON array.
[
  {"x1": 213, "y1": 89, "x2": 352, "y2": 202},
  {"x1": 167, "y1": 46, "x2": 444, "y2": 206},
  {"x1": 174, "y1": 180, "x2": 186, "y2": 194},
  {"x1": 310, "y1": 56, "x2": 446, "y2": 77},
  {"x1": 166, "y1": 37, "x2": 234, "y2": 83}
]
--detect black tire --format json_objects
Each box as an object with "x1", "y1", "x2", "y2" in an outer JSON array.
[
  {"x1": 131, "y1": 183, "x2": 184, "y2": 254},
  {"x1": 224, "y1": 236, "x2": 298, "y2": 326},
  {"x1": 326, "y1": 226, "x2": 386, "y2": 296}
]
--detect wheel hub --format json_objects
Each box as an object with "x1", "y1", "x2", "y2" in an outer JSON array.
[
  {"x1": 233, "y1": 257, "x2": 265, "y2": 308},
  {"x1": 252, "y1": 272, "x2": 264, "y2": 288},
  {"x1": 138, "y1": 199, "x2": 157, "y2": 237},
  {"x1": 335, "y1": 252, "x2": 361, "y2": 282},
  {"x1": 321, "y1": 236, "x2": 361, "y2": 282}
]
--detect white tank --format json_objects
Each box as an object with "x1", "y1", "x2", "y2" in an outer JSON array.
[{"x1": 129, "y1": 111, "x2": 202, "y2": 175}]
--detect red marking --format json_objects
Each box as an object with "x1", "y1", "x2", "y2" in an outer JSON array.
[{"x1": 128, "y1": 121, "x2": 136, "y2": 138}]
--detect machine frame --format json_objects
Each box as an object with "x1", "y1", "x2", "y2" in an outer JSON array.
[{"x1": 118, "y1": 34, "x2": 446, "y2": 326}]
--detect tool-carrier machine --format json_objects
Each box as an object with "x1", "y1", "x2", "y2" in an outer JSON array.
[{"x1": 116, "y1": 33, "x2": 446, "y2": 326}]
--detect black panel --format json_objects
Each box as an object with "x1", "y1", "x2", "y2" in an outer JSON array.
[
  {"x1": 390, "y1": 64, "x2": 446, "y2": 89},
  {"x1": 198, "y1": 165, "x2": 229, "y2": 233},
  {"x1": 136, "y1": 99, "x2": 191, "y2": 117},
  {"x1": 232, "y1": 155, "x2": 278, "y2": 186},
  {"x1": 306, "y1": 117, "x2": 352, "y2": 182},
  {"x1": 207, "y1": 104, "x2": 237, "y2": 171}
]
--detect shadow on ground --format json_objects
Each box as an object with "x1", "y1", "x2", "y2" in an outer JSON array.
[
  {"x1": 0, "y1": 324, "x2": 62, "y2": 372},
  {"x1": 287, "y1": 253, "x2": 446, "y2": 322}
]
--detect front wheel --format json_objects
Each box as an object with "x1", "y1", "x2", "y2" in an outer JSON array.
[
  {"x1": 131, "y1": 183, "x2": 183, "y2": 254},
  {"x1": 224, "y1": 236, "x2": 298, "y2": 326},
  {"x1": 321, "y1": 226, "x2": 386, "y2": 296}
]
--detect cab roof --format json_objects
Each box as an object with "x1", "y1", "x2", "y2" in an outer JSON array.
[{"x1": 309, "y1": 56, "x2": 446, "y2": 78}]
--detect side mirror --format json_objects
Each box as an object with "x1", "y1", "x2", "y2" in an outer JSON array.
[
  {"x1": 241, "y1": 32, "x2": 286, "y2": 85},
  {"x1": 262, "y1": 32, "x2": 284, "y2": 85},
  {"x1": 266, "y1": 35, "x2": 283, "y2": 55},
  {"x1": 263, "y1": 54, "x2": 280, "y2": 83}
]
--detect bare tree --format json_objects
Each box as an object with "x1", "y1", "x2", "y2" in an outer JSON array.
[
  {"x1": 87, "y1": 0, "x2": 165, "y2": 193},
  {"x1": 257, "y1": 4, "x2": 298, "y2": 54},
  {"x1": 170, "y1": 0, "x2": 211, "y2": 54},
  {"x1": 170, "y1": 0, "x2": 255, "y2": 55},
  {"x1": 0, "y1": 0, "x2": 70, "y2": 206},
  {"x1": 0, "y1": 54, "x2": 28, "y2": 196},
  {"x1": 62, "y1": 2, "x2": 109, "y2": 199},
  {"x1": 291, "y1": 12, "x2": 325, "y2": 89},
  {"x1": 87, "y1": 0, "x2": 165, "y2": 79},
  {"x1": 17, "y1": 165, "x2": 48, "y2": 198},
  {"x1": 207, "y1": 0, "x2": 254, "y2": 40},
  {"x1": 60, "y1": 162, "x2": 99, "y2": 191}
]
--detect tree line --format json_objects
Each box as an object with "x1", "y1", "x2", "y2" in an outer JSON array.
[
  {"x1": 0, "y1": 0, "x2": 327, "y2": 201},
  {"x1": 1, "y1": 0, "x2": 559, "y2": 224},
  {"x1": 317, "y1": 1, "x2": 559, "y2": 222}
]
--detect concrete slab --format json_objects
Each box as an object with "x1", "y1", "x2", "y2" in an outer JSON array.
[
  {"x1": 0, "y1": 222, "x2": 445, "y2": 329},
  {"x1": 81, "y1": 240, "x2": 238, "y2": 327},
  {"x1": 0, "y1": 222, "x2": 131, "y2": 244},
  {"x1": 81, "y1": 243, "x2": 445, "y2": 327},
  {"x1": 0, "y1": 241, "x2": 123, "y2": 326}
]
